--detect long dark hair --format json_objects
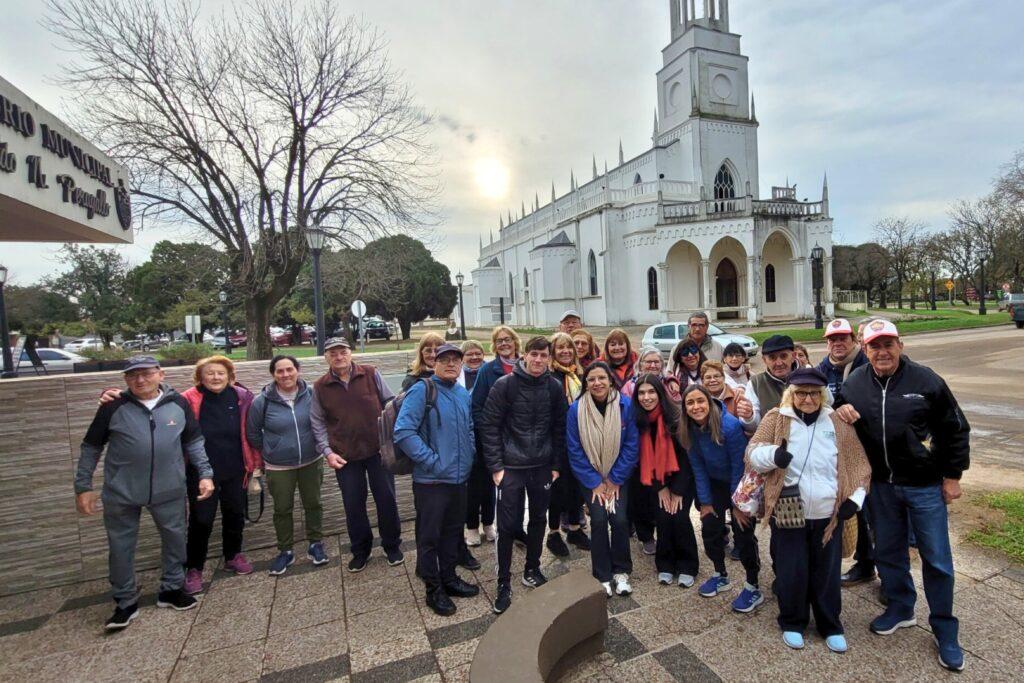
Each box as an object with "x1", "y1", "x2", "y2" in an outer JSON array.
[
  {"x1": 632, "y1": 373, "x2": 680, "y2": 434},
  {"x1": 671, "y1": 335, "x2": 707, "y2": 382},
  {"x1": 678, "y1": 384, "x2": 723, "y2": 449}
]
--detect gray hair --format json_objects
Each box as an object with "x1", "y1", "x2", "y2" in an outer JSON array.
[
  {"x1": 461, "y1": 339, "x2": 485, "y2": 354},
  {"x1": 688, "y1": 311, "x2": 710, "y2": 325},
  {"x1": 633, "y1": 345, "x2": 664, "y2": 376}
]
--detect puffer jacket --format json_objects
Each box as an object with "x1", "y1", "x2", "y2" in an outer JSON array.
[
  {"x1": 181, "y1": 382, "x2": 263, "y2": 483},
  {"x1": 566, "y1": 394, "x2": 639, "y2": 490},
  {"x1": 245, "y1": 380, "x2": 318, "y2": 468},
  {"x1": 480, "y1": 362, "x2": 567, "y2": 472},
  {"x1": 394, "y1": 375, "x2": 475, "y2": 484},
  {"x1": 686, "y1": 402, "x2": 749, "y2": 506}
]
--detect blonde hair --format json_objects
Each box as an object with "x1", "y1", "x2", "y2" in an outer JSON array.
[
  {"x1": 193, "y1": 355, "x2": 236, "y2": 386},
  {"x1": 490, "y1": 325, "x2": 521, "y2": 357},
  {"x1": 780, "y1": 384, "x2": 828, "y2": 410},
  {"x1": 570, "y1": 328, "x2": 599, "y2": 360},
  {"x1": 461, "y1": 339, "x2": 485, "y2": 354},
  {"x1": 700, "y1": 359, "x2": 725, "y2": 379},
  {"x1": 410, "y1": 331, "x2": 445, "y2": 375},
  {"x1": 549, "y1": 332, "x2": 579, "y2": 368}
]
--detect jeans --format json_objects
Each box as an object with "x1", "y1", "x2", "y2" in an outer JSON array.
[
  {"x1": 700, "y1": 479, "x2": 760, "y2": 586},
  {"x1": 496, "y1": 467, "x2": 552, "y2": 583},
  {"x1": 185, "y1": 470, "x2": 245, "y2": 570},
  {"x1": 414, "y1": 482, "x2": 466, "y2": 589},
  {"x1": 772, "y1": 518, "x2": 843, "y2": 636},
  {"x1": 582, "y1": 482, "x2": 632, "y2": 582},
  {"x1": 266, "y1": 459, "x2": 324, "y2": 551},
  {"x1": 334, "y1": 454, "x2": 402, "y2": 558},
  {"x1": 868, "y1": 482, "x2": 958, "y2": 644}
]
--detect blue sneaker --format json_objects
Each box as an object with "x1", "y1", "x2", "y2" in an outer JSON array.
[
  {"x1": 782, "y1": 631, "x2": 805, "y2": 649},
  {"x1": 731, "y1": 586, "x2": 764, "y2": 613},
  {"x1": 826, "y1": 634, "x2": 848, "y2": 653},
  {"x1": 269, "y1": 550, "x2": 295, "y2": 575},
  {"x1": 935, "y1": 638, "x2": 964, "y2": 672},
  {"x1": 699, "y1": 575, "x2": 730, "y2": 597},
  {"x1": 307, "y1": 542, "x2": 329, "y2": 566},
  {"x1": 869, "y1": 610, "x2": 917, "y2": 635}
]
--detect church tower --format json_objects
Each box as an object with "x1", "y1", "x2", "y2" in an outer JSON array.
[{"x1": 658, "y1": 0, "x2": 759, "y2": 199}]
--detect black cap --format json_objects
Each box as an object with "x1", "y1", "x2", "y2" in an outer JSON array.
[
  {"x1": 723, "y1": 342, "x2": 746, "y2": 357},
  {"x1": 761, "y1": 335, "x2": 795, "y2": 355},
  {"x1": 788, "y1": 367, "x2": 827, "y2": 387},
  {"x1": 124, "y1": 355, "x2": 160, "y2": 373},
  {"x1": 435, "y1": 343, "x2": 464, "y2": 359}
]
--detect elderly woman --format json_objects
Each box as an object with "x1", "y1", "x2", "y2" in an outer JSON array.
[
  {"x1": 602, "y1": 329, "x2": 638, "y2": 388},
  {"x1": 622, "y1": 346, "x2": 681, "y2": 402},
  {"x1": 701, "y1": 360, "x2": 759, "y2": 436},
  {"x1": 403, "y1": 331, "x2": 445, "y2": 391},
  {"x1": 670, "y1": 336, "x2": 707, "y2": 392},
  {"x1": 567, "y1": 362, "x2": 639, "y2": 597},
  {"x1": 457, "y1": 339, "x2": 485, "y2": 391},
  {"x1": 746, "y1": 367, "x2": 871, "y2": 653},
  {"x1": 570, "y1": 328, "x2": 600, "y2": 369}
]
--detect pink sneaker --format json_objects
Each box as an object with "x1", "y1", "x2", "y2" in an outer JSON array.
[
  {"x1": 224, "y1": 553, "x2": 254, "y2": 575},
  {"x1": 183, "y1": 568, "x2": 204, "y2": 595}
]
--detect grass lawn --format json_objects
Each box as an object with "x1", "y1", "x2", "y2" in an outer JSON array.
[
  {"x1": 966, "y1": 491, "x2": 1024, "y2": 564},
  {"x1": 222, "y1": 338, "x2": 421, "y2": 360}
]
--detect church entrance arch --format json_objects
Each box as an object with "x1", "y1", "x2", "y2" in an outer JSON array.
[
  {"x1": 715, "y1": 259, "x2": 738, "y2": 318},
  {"x1": 709, "y1": 236, "x2": 748, "y2": 320},
  {"x1": 665, "y1": 240, "x2": 703, "y2": 317},
  {"x1": 761, "y1": 230, "x2": 796, "y2": 318}
]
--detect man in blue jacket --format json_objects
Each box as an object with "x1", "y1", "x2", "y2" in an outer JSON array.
[{"x1": 395, "y1": 344, "x2": 480, "y2": 617}]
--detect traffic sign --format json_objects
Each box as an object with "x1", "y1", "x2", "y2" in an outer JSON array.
[
  {"x1": 944, "y1": 280, "x2": 954, "y2": 291},
  {"x1": 350, "y1": 300, "x2": 367, "y2": 318}
]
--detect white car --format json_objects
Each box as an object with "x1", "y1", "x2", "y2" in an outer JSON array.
[
  {"x1": 641, "y1": 322, "x2": 760, "y2": 358},
  {"x1": 64, "y1": 337, "x2": 111, "y2": 352},
  {"x1": 16, "y1": 348, "x2": 87, "y2": 373}
]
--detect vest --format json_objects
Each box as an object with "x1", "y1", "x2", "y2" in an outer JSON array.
[
  {"x1": 751, "y1": 371, "x2": 787, "y2": 414},
  {"x1": 313, "y1": 364, "x2": 383, "y2": 461}
]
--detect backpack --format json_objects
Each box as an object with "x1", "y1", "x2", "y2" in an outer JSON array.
[{"x1": 378, "y1": 378, "x2": 438, "y2": 475}]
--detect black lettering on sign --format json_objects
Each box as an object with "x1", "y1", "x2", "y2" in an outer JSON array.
[
  {"x1": 0, "y1": 141, "x2": 16, "y2": 173},
  {"x1": 0, "y1": 94, "x2": 35, "y2": 138},
  {"x1": 55, "y1": 174, "x2": 109, "y2": 219},
  {"x1": 26, "y1": 155, "x2": 48, "y2": 188}
]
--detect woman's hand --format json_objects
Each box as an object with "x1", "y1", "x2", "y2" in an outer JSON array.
[
  {"x1": 732, "y1": 506, "x2": 752, "y2": 529},
  {"x1": 657, "y1": 487, "x2": 673, "y2": 512},
  {"x1": 98, "y1": 388, "x2": 121, "y2": 405},
  {"x1": 604, "y1": 481, "x2": 620, "y2": 500},
  {"x1": 591, "y1": 486, "x2": 606, "y2": 505},
  {"x1": 699, "y1": 504, "x2": 716, "y2": 519}
]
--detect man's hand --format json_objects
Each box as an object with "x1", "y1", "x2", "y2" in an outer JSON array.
[
  {"x1": 76, "y1": 491, "x2": 101, "y2": 515},
  {"x1": 492, "y1": 470, "x2": 505, "y2": 486},
  {"x1": 834, "y1": 404, "x2": 861, "y2": 424},
  {"x1": 98, "y1": 388, "x2": 121, "y2": 405},
  {"x1": 197, "y1": 478, "x2": 215, "y2": 500},
  {"x1": 326, "y1": 452, "x2": 347, "y2": 470},
  {"x1": 699, "y1": 504, "x2": 716, "y2": 518},
  {"x1": 735, "y1": 397, "x2": 753, "y2": 421},
  {"x1": 551, "y1": 470, "x2": 560, "y2": 482},
  {"x1": 942, "y1": 478, "x2": 962, "y2": 504}
]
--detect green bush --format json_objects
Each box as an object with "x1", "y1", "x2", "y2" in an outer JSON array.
[
  {"x1": 158, "y1": 342, "x2": 216, "y2": 364},
  {"x1": 79, "y1": 347, "x2": 131, "y2": 362}
]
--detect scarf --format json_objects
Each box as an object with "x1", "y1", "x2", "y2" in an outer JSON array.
[
  {"x1": 725, "y1": 364, "x2": 750, "y2": 386},
  {"x1": 552, "y1": 361, "x2": 582, "y2": 404},
  {"x1": 578, "y1": 389, "x2": 622, "y2": 479},
  {"x1": 605, "y1": 351, "x2": 637, "y2": 387},
  {"x1": 499, "y1": 355, "x2": 516, "y2": 375},
  {"x1": 639, "y1": 404, "x2": 679, "y2": 486}
]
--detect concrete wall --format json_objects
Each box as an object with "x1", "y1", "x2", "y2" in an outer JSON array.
[{"x1": 0, "y1": 351, "x2": 417, "y2": 596}]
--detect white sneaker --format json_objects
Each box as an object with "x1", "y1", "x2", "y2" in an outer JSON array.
[
  {"x1": 483, "y1": 525, "x2": 497, "y2": 542},
  {"x1": 658, "y1": 572, "x2": 674, "y2": 585},
  {"x1": 677, "y1": 574, "x2": 695, "y2": 588},
  {"x1": 601, "y1": 581, "x2": 613, "y2": 597},
  {"x1": 465, "y1": 528, "x2": 481, "y2": 547},
  {"x1": 613, "y1": 573, "x2": 632, "y2": 596}
]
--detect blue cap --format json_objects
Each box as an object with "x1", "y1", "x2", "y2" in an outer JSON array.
[
  {"x1": 124, "y1": 355, "x2": 160, "y2": 373},
  {"x1": 787, "y1": 367, "x2": 827, "y2": 387}
]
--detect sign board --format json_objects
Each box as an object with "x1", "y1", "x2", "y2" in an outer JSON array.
[
  {"x1": 185, "y1": 315, "x2": 201, "y2": 334},
  {"x1": 350, "y1": 300, "x2": 367, "y2": 318},
  {"x1": 0, "y1": 76, "x2": 132, "y2": 243},
  {"x1": 965, "y1": 287, "x2": 977, "y2": 301},
  {"x1": 945, "y1": 280, "x2": 954, "y2": 291}
]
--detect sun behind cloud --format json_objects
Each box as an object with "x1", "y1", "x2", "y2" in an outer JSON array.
[{"x1": 473, "y1": 157, "x2": 510, "y2": 200}]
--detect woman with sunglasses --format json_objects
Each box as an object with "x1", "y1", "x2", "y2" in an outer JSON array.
[{"x1": 670, "y1": 336, "x2": 707, "y2": 392}]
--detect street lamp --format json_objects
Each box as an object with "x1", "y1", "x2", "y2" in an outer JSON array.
[
  {"x1": 810, "y1": 244, "x2": 825, "y2": 330},
  {"x1": 305, "y1": 223, "x2": 328, "y2": 354},
  {"x1": 0, "y1": 264, "x2": 14, "y2": 378},
  {"x1": 455, "y1": 272, "x2": 466, "y2": 341},
  {"x1": 218, "y1": 290, "x2": 232, "y2": 355},
  {"x1": 978, "y1": 253, "x2": 987, "y2": 316}
]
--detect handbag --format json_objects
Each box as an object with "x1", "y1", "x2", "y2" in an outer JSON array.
[
  {"x1": 771, "y1": 422, "x2": 818, "y2": 529},
  {"x1": 732, "y1": 469, "x2": 765, "y2": 516},
  {"x1": 244, "y1": 472, "x2": 265, "y2": 523}
]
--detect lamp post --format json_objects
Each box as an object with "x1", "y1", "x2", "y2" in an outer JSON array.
[
  {"x1": 0, "y1": 264, "x2": 14, "y2": 378},
  {"x1": 305, "y1": 223, "x2": 328, "y2": 354},
  {"x1": 219, "y1": 290, "x2": 232, "y2": 355},
  {"x1": 455, "y1": 272, "x2": 466, "y2": 341},
  {"x1": 978, "y1": 255, "x2": 987, "y2": 316},
  {"x1": 810, "y1": 244, "x2": 825, "y2": 330}
]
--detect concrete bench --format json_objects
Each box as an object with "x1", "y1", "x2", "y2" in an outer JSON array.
[{"x1": 469, "y1": 570, "x2": 608, "y2": 683}]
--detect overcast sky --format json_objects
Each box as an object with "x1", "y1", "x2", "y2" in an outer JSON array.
[{"x1": 3, "y1": 0, "x2": 1023, "y2": 288}]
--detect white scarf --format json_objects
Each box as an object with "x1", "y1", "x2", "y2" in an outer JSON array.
[{"x1": 578, "y1": 389, "x2": 622, "y2": 479}]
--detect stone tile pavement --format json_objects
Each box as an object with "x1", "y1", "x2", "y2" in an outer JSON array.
[{"x1": 1, "y1": 517, "x2": 1022, "y2": 683}]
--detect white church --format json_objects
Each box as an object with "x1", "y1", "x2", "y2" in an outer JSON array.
[{"x1": 463, "y1": 0, "x2": 835, "y2": 328}]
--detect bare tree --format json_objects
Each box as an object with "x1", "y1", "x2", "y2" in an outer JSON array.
[
  {"x1": 45, "y1": 0, "x2": 437, "y2": 358},
  {"x1": 874, "y1": 217, "x2": 925, "y2": 310},
  {"x1": 948, "y1": 197, "x2": 1008, "y2": 300}
]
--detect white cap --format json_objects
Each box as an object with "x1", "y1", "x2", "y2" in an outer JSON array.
[
  {"x1": 560, "y1": 309, "x2": 581, "y2": 322},
  {"x1": 862, "y1": 319, "x2": 899, "y2": 344},
  {"x1": 824, "y1": 318, "x2": 854, "y2": 338}
]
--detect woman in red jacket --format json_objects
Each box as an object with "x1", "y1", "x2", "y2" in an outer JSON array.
[{"x1": 602, "y1": 328, "x2": 638, "y2": 389}]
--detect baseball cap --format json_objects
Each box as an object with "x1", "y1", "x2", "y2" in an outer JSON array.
[
  {"x1": 787, "y1": 367, "x2": 828, "y2": 387},
  {"x1": 862, "y1": 319, "x2": 899, "y2": 345},
  {"x1": 560, "y1": 309, "x2": 581, "y2": 322},
  {"x1": 435, "y1": 343, "x2": 464, "y2": 359},
  {"x1": 124, "y1": 355, "x2": 161, "y2": 373},
  {"x1": 824, "y1": 318, "x2": 854, "y2": 338},
  {"x1": 324, "y1": 337, "x2": 351, "y2": 351}
]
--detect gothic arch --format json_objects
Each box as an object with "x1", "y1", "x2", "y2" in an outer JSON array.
[
  {"x1": 633, "y1": 173, "x2": 643, "y2": 185},
  {"x1": 508, "y1": 272, "x2": 515, "y2": 305},
  {"x1": 588, "y1": 250, "x2": 598, "y2": 296},
  {"x1": 713, "y1": 160, "x2": 738, "y2": 200},
  {"x1": 647, "y1": 267, "x2": 659, "y2": 310}
]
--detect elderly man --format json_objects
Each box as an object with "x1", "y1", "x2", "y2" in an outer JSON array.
[
  {"x1": 687, "y1": 312, "x2": 723, "y2": 361},
  {"x1": 75, "y1": 356, "x2": 214, "y2": 631},
  {"x1": 558, "y1": 310, "x2": 583, "y2": 334},
  {"x1": 747, "y1": 334, "x2": 797, "y2": 419},
  {"x1": 836, "y1": 320, "x2": 970, "y2": 672}
]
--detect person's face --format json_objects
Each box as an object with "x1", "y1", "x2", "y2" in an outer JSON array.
[
  {"x1": 607, "y1": 338, "x2": 627, "y2": 362},
  {"x1": 554, "y1": 341, "x2": 575, "y2": 366},
  {"x1": 684, "y1": 391, "x2": 710, "y2": 424},
  {"x1": 573, "y1": 336, "x2": 590, "y2": 359},
  {"x1": 586, "y1": 367, "x2": 611, "y2": 401},
  {"x1": 560, "y1": 316, "x2": 582, "y2": 334},
  {"x1": 494, "y1": 333, "x2": 516, "y2": 358},
  {"x1": 435, "y1": 351, "x2": 463, "y2": 381},
  {"x1": 865, "y1": 337, "x2": 903, "y2": 376},
  {"x1": 683, "y1": 349, "x2": 700, "y2": 370},
  {"x1": 200, "y1": 363, "x2": 230, "y2": 393},
  {"x1": 125, "y1": 367, "x2": 164, "y2": 398},
  {"x1": 795, "y1": 349, "x2": 809, "y2": 366},
  {"x1": 702, "y1": 369, "x2": 724, "y2": 395},
  {"x1": 636, "y1": 383, "x2": 659, "y2": 412},
  {"x1": 326, "y1": 346, "x2": 352, "y2": 373},
  {"x1": 688, "y1": 318, "x2": 708, "y2": 343},
  {"x1": 826, "y1": 333, "x2": 854, "y2": 363},
  {"x1": 792, "y1": 385, "x2": 823, "y2": 413},
  {"x1": 463, "y1": 348, "x2": 484, "y2": 369},
  {"x1": 524, "y1": 348, "x2": 550, "y2": 376},
  {"x1": 273, "y1": 359, "x2": 299, "y2": 391},
  {"x1": 724, "y1": 352, "x2": 745, "y2": 370},
  {"x1": 421, "y1": 342, "x2": 440, "y2": 369},
  {"x1": 640, "y1": 353, "x2": 663, "y2": 374},
  {"x1": 766, "y1": 350, "x2": 794, "y2": 379}
]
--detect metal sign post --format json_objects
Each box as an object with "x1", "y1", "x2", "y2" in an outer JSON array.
[
  {"x1": 350, "y1": 300, "x2": 367, "y2": 353},
  {"x1": 185, "y1": 315, "x2": 201, "y2": 345}
]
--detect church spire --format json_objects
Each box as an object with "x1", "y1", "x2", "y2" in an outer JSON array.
[
  {"x1": 750, "y1": 91, "x2": 756, "y2": 122},
  {"x1": 570, "y1": 170, "x2": 576, "y2": 191},
  {"x1": 499, "y1": 214, "x2": 504, "y2": 230},
  {"x1": 652, "y1": 109, "x2": 659, "y2": 142},
  {"x1": 508, "y1": 209, "x2": 513, "y2": 225},
  {"x1": 521, "y1": 200, "x2": 526, "y2": 217},
  {"x1": 592, "y1": 155, "x2": 598, "y2": 180},
  {"x1": 534, "y1": 192, "x2": 539, "y2": 211},
  {"x1": 604, "y1": 159, "x2": 608, "y2": 175},
  {"x1": 551, "y1": 181, "x2": 556, "y2": 202},
  {"x1": 618, "y1": 139, "x2": 624, "y2": 165},
  {"x1": 479, "y1": 234, "x2": 483, "y2": 251},
  {"x1": 822, "y1": 171, "x2": 829, "y2": 200}
]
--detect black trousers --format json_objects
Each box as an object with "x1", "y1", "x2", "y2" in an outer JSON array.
[
  {"x1": 582, "y1": 482, "x2": 632, "y2": 582},
  {"x1": 496, "y1": 467, "x2": 552, "y2": 583},
  {"x1": 654, "y1": 484, "x2": 699, "y2": 576},
  {"x1": 186, "y1": 470, "x2": 245, "y2": 570},
  {"x1": 771, "y1": 518, "x2": 844, "y2": 636},
  {"x1": 700, "y1": 479, "x2": 760, "y2": 586},
  {"x1": 465, "y1": 458, "x2": 495, "y2": 529},
  {"x1": 334, "y1": 454, "x2": 402, "y2": 558},
  {"x1": 414, "y1": 482, "x2": 466, "y2": 589},
  {"x1": 548, "y1": 468, "x2": 583, "y2": 531},
  {"x1": 628, "y1": 470, "x2": 657, "y2": 543},
  {"x1": 852, "y1": 507, "x2": 875, "y2": 571}
]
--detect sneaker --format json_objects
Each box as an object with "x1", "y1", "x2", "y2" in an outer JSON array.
[
  {"x1": 105, "y1": 602, "x2": 139, "y2": 631},
  {"x1": 613, "y1": 573, "x2": 632, "y2": 596},
  {"x1": 443, "y1": 578, "x2": 480, "y2": 598},
  {"x1": 465, "y1": 528, "x2": 482, "y2": 547},
  {"x1": 493, "y1": 582, "x2": 512, "y2": 614},
  {"x1": 658, "y1": 572, "x2": 674, "y2": 585},
  {"x1": 307, "y1": 542, "x2": 329, "y2": 566},
  {"x1": 642, "y1": 540, "x2": 657, "y2": 556},
  {"x1": 385, "y1": 548, "x2": 405, "y2": 567},
  {"x1": 546, "y1": 532, "x2": 570, "y2": 558},
  {"x1": 156, "y1": 589, "x2": 197, "y2": 611},
  {"x1": 269, "y1": 550, "x2": 295, "y2": 575},
  {"x1": 483, "y1": 524, "x2": 497, "y2": 542},
  {"x1": 224, "y1": 553, "x2": 254, "y2": 575},
  {"x1": 522, "y1": 568, "x2": 548, "y2": 588},
  {"x1": 677, "y1": 574, "x2": 695, "y2": 588},
  {"x1": 731, "y1": 586, "x2": 764, "y2": 613},
  {"x1": 699, "y1": 575, "x2": 730, "y2": 597},
  {"x1": 347, "y1": 554, "x2": 369, "y2": 573},
  {"x1": 459, "y1": 546, "x2": 481, "y2": 571},
  {"x1": 565, "y1": 528, "x2": 591, "y2": 551},
  {"x1": 601, "y1": 581, "x2": 613, "y2": 597},
  {"x1": 782, "y1": 631, "x2": 805, "y2": 650},
  {"x1": 426, "y1": 587, "x2": 456, "y2": 617},
  {"x1": 729, "y1": 545, "x2": 742, "y2": 562},
  {"x1": 183, "y1": 568, "x2": 203, "y2": 595},
  {"x1": 826, "y1": 634, "x2": 848, "y2": 654},
  {"x1": 840, "y1": 564, "x2": 876, "y2": 586},
  {"x1": 869, "y1": 610, "x2": 917, "y2": 635},
  {"x1": 935, "y1": 637, "x2": 965, "y2": 672}
]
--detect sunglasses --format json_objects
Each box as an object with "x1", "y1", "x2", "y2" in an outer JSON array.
[{"x1": 679, "y1": 346, "x2": 699, "y2": 356}]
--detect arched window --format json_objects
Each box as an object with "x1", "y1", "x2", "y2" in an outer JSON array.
[
  {"x1": 714, "y1": 163, "x2": 735, "y2": 200},
  {"x1": 647, "y1": 267, "x2": 659, "y2": 310},
  {"x1": 633, "y1": 173, "x2": 642, "y2": 185},
  {"x1": 508, "y1": 272, "x2": 515, "y2": 305},
  {"x1": 588, "y1": 251, "x2": 598, "y2": 296},
  {"x1": 764, "y1": 264, "x2": 776, "y2": 303},
  {"x1": 523, "y1": 268, "x2": 529, "y2": 288}
]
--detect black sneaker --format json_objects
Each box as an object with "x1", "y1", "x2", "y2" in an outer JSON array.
[
  {"x1": 105, "y1": 602, "x2": 139, "y2": 631},
  {"x1": 841, "y1": 564, "x2": 877, "y2": 586},
  {"x1": 546, "y1": 532, "x2": 570, "y2": 558},
  {"x1": 426, "y1": 587, "x2": 456, "y2": 617},
  {"x1": 348, "y1": 554, "x2": 369, "y2": 573},
  {"x1": 565, "y1": 528, "x2": 591, "y2": 551},
  {"x1": 443, "y1": 577, "x2": 481, "y2": 598},
  {"x1": 386, "y1": 548, "x2": 405, "y2": 567},
  {"x1": 493, "y1": 582, "x2": 512, "y2": 614},
  {"x1": 156, "y1": 589, "x2": 197, "y2": 611},
  {"x1": 521, "y1": 568, "x2": 548, "y2": 588},
  {"x1": 459, "y1": 546, "x2": 481, "y2": 571}
]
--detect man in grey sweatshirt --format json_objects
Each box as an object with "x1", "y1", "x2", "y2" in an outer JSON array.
[{"x1": 75, "y1": 356, "x2": 214, "y2": 631}]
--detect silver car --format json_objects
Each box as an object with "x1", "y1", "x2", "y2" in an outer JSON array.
[
  {"x1": 16, "y1": 348, "x2": 87, "y2": 374},
  {"x1": 641, "y1": 322, "x2": 760, "y2": 358}
]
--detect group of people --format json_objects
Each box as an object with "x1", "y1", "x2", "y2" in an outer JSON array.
[{"x1": 75, "y1": 309, "x2": 971, "y2": 671}]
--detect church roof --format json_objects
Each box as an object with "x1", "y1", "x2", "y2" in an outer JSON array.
[
  {"x1": 482, "y1": 257, "x2": 500, "y2": 268},
  {"x1": 530, "y1": 231, "x2": 575, "y2": 252}
]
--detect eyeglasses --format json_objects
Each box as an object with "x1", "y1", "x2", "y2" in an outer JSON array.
[
  {"x1": 126, "y1": 369, "x2": 160, "y2": 381},
  {"x1": 495, "y1": 337, "x2": 514, "y2": 344},
  {"x1": 703, "y1": 373, "x2": 723, "y2": 381},
  {"x1": 793, "y1": 390, "x2": 821, "y2": 400},
  {"x1": 436, "y1": 355, "x2": 461, "y2": 365}
]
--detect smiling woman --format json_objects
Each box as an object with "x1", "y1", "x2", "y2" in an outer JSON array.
[{"x1": 473, "y1": 158, "x2": 510, "y2": 199}]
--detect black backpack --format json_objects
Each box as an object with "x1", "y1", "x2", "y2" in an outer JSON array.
[{"x1": 378, "y1": 378, "x2": 439, "y2": 475}]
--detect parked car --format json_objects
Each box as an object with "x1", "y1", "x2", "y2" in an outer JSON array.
[
  {"x1": 998, "y1": 292, "x2": 1024, "y2": 313},
  {"x1": 641, "y1": 321, "x2": 760, "y2": 358},
  {"x1": 64, "y1": 337, "x2": 112, "y2": 352},
  {"x1": 121, "y1": 335, "x2": 165, "y2": 352},
  {"x1": 15, "y1": 348, "x2": 87, "y2": 373},
  {"x1": 364, "y1": 320, "x2": 392, "y2": 340},
  {"x1": 269, "y1": 327, "x2": 293, "y2": 346},
  {"x1": 229, "y1": 332, "x2": 247, "y2": 347}
]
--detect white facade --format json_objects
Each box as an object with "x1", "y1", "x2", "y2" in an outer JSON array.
[{"x1": 467, "y1": 0, "x2": 834, "y2": 328}]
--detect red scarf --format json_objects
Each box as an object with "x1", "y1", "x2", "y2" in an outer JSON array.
[
  {"x1": 639, "y1": 404, "x2": 680, "y2": 486},
  {"x1": 605, "y1": 350, "x2": 637, "y2": 387}
]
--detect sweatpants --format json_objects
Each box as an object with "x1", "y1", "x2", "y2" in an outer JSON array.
[
  {"x1": 700, "y1": 479, "x2": 760, "y2": 586},
  {"x1": 186, "y1": 469, "x2": 245, "y2": 571},
  {"x1": 628, "y1": 470, "x2": 657, "y2": 543},
  {"x1": 654, "y1": 484, "x2": 699, "y2": 576},
  {"x1": 414, "y1": 482, "x2": 466, "y2": 589},
  {"x1": 548, "y1": 467, "x2": 583, "y2": 531},
  {"x1": 266, "y1": 459, "x2": 324, "y2": 551},
  {"x1": 104, "y1": 497, "x2": 187, "y2": 609},
  {"x1": 496, "y1": 467, "x2": 552, "y2": 583},
  {"x1": 771, "y1": 518, "x2": 844, "y2": 636},
  {"x1": 465, "y1": 458, "x2": 495, "y2": 529},
  {"x1": 334, "y1": 454, "x2": 402, "y2": 558}
]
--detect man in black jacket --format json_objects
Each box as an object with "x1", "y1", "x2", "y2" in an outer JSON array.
[
  {"x1": 835, "y1": 320, "x2": 970, "y2": 672},
  {"x1": 480, "y1": 336, "x2": 567, "y2": 614}
]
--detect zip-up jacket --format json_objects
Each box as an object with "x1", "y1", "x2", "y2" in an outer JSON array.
[
  {"x1": 181, "y1": 383, "x2": 262, "y2": 483},
  {"x1": 75, "y1": 384, "x2": 212, "y2": 506},
  {"x1": 839, "y1": 357, "x2": 970, "y2": 484},
  {"x1": 566, "y1": 395, "x2": 640, "y2": 490},
  {"x1": 470, "y1": 357, "x2": 514, "y2": 427},
  {"x1": 687, "y1": 403, "x2": 749, "y2": 506},
  {"x1": 245, "y1": 380, "x2": 319, "y2": 468},
  {"x1": 480, "y1": 362, "x2": 567, "y2": 472},
  {"x1": 395, "y1": 375, "x2": 475, "y2": 484}
]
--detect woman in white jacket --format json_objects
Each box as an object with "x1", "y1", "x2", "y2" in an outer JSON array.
[{"x1": 745, "y1": 368, "x2": 871, "y2": 653}]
